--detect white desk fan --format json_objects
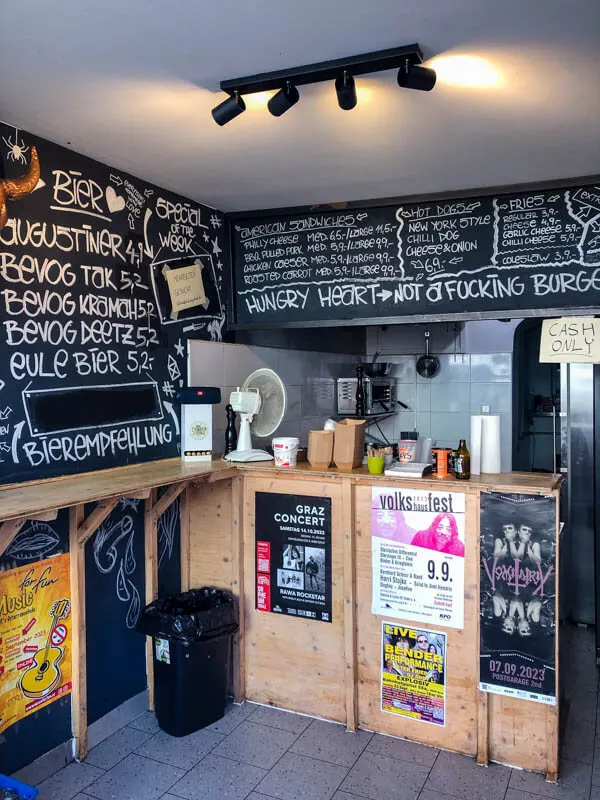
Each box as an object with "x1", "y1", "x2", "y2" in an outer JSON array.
[{"x1": 224, "y1": 368, "x2": 287, "y2": 462}]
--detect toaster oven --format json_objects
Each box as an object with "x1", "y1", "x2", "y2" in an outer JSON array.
[{"x1": 336, "y1": 377, "x2": 396, "y2": 415}]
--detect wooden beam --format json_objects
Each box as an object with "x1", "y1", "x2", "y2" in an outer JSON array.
[
  {"x1": 145, "y1": 489, "x2": 158, "y2": 710},
  {"x1": 180, "y1": 484, "x2": 191, "y2": 593},
  {"x1": 476, "y1": 691, "x2": 489, "y2": 766},
  {"x1": 69, "y1": 505, "x2": 88, "y2": 759},
  {"x1": 0, "y1": 518, "x2": 25, "y2": 557},
  {"x1": 31, "y1": 509, "x2": 59, "y2": 522},
  {"x1": 545, "y1": 489, "x2": 560, "y2": 782},
  {"x1": 230, "y1": 476, "x2": 245, "y2": 703},
  {"x1": 123, "y1": 488, "x2": 151, "y2": 500},
  {"x1": 208, "y1": 467, "x2": 238, "y2": 483},
  {"x1": 151, "y1": 481, "x2": 188, "y2": 520},
  {"x1": 475, "y1": 497, "x2": 489, "y2": 766},
  {"x1": 77, "y1": 498, "x2": 119, "y2": 545},
  {"x1": 546, "y1": 705, "x2": 559, "y2": 781},
  {"x1": 342, "y1": 478, "x2": 358, "y2": 731}
]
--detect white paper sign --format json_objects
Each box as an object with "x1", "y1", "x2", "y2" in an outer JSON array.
[
  {"x1": 539, "y1": 317, "x2": 600, "y2": 363},
  {"x1": 371, "y1": 487, "x2": 465, "y2": 629}
]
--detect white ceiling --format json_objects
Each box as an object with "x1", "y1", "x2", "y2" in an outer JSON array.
[{"x1": 1, "y1": 0, "x2": 599, "y2": 212}]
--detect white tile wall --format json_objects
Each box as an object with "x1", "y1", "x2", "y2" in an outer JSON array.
[
  {"x1": 188, "y1": 339, "x2": 515, "y2": 471},
  {"x1": 366, "y1": 352, "x2": 514, "y2": 471},
  {"x1": 188, "y1": 341, "x2": 355, "y2": 453}
]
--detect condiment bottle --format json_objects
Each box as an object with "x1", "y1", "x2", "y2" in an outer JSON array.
[{"x1": 454, "y1": 439, "x2": 471, "y2": 480}]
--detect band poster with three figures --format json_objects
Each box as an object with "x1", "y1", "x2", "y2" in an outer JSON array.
[
  {"x1": 479, "y1": 492, "x2": 557, "y2": 705},
  {"x1": 255, "y1": 492, "x2": 332, "y2": 622},
  {"x1": 0, "y1": 553, "x2": 72, "y2": 734}
]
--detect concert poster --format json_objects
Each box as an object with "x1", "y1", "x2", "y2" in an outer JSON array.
[
  {"x1": 255, "y1": 492, "x2": 332, "y2": 623},
  {"x1": 479, "y1": 492, "x2": 557, "y2": 704},
  {"x1": 0, "y1": 553, "x2": 72, "y2": 734}
]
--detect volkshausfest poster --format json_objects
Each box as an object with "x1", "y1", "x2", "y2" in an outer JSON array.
[
  {"x1": 479, "y1": 492, "x2": 557, "y2": 705},
  {"x1": 372, "y1": 487, "x2": 465, "y2": 629},
  {"x1": 0, "y1": 553, "x2": 72, "y2": 734},
  {"x1": 381, "y1": 622, "x2": 446, "y2": 726},
  {"x1": 255, "y1": 492, "x2": 332, "y2": 622}
]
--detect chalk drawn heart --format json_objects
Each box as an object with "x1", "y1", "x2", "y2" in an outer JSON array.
[{"x1": 105, "y1": 185, "x2": 125, "y2": 214}]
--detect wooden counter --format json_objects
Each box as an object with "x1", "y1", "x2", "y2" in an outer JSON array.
[
  {"x1": 189, "y1": 462, "x2": 561, "y2": 778},
  {"x1": 0, "y1": 458, "x2": 561, "y2": 777}
]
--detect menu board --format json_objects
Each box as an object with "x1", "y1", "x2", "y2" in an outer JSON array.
[
  {"x1": 0, "y1": 123, "x2": 228, "y2": 484},
  {"x1": 232, "y1": 183, "x2": 600, "y2": 325}
]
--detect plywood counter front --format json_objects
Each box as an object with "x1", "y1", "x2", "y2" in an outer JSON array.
[
  {"x1": 1, "y1": 459, "x2": 559, "y2": 776},
  {"x1": 189, "y1": 462, "x2": 561, "y2": 778}
]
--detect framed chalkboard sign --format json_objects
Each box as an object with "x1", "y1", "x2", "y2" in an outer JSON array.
[{"x1": 230, "y1": 179, "x2": 600, "y2": 327}]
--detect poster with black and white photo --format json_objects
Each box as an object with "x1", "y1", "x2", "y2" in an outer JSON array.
[
  {"x1": 255, "y1": 492, "x2": 332, "y2": 622},
  {"x1": 479, "y1": 492, "x2": 557, "y2": 705}
]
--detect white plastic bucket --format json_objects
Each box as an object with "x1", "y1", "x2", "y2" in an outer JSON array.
[{"x1": 272, "y1": 437, "x2": 300, "y2": 467}]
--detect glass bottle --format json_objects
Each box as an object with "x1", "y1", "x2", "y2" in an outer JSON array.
[{"x1": 454, "y1": 439, "x2": 471, "y2": 480}]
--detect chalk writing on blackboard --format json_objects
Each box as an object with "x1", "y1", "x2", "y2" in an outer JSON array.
[
  {"x1": 93, "y1": 513, "x2": 141, "y2": 629},
  {"x1": 232, "y1": 184, "x2": 600, "y2": 324},
  {"x1": 158, "y1": 498, "x2": 179, "y2": 568}
]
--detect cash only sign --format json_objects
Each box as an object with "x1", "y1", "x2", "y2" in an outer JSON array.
[{"x1": 371, "y1": 487, "x2": 466, "y2": 629}]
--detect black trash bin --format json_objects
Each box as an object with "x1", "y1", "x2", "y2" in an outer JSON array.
[{"x1": 137, "y1": 587, "x2": 238, "y2": 737}]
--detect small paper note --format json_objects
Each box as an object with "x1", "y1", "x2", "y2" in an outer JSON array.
[
  {"x1": 539, "y1": 317, "x2": 600, "y2": 363},
  {"x1": 165, "y1": 263, "x2": 207, "y2": 314}
]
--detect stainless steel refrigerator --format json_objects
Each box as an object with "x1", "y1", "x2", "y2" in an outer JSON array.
[{"x1": 559, "y1": 363, "x2": 595, "y2": 631}]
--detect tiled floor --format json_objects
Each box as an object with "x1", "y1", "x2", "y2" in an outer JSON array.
[{"x1": 19, "y1": 624, "x2": 600, "y2": 800}]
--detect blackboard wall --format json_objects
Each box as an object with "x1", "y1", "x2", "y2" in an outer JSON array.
[
  {"x1": 231, "y1": 181, "x2": 600, "y2": 326},
  {"x1": 0, "y1": 122, "x2": 229, "y2": 485},
  {"x1": 0, "y1": 124, "x2": 217, "y2": 774}
]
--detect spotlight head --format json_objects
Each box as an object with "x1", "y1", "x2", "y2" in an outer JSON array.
[
  {"x1": 335, "y1": 71, "x2": 357, "y2": 110},
  {"x1": 268, "y1": 82, "x2": 300, "y2": 117},
  {"x1": 397, "y1": 61, "x2": 436, "y2": 91},
  {"x1": 212, "y1": 91, "x2": 246, "y2": 126}
]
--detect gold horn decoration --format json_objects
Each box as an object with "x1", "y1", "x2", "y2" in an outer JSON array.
[{"x1": 0, "y1": 145, "x2": 40, "y2": 229}]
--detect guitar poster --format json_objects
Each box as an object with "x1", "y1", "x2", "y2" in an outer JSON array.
[{"x1": 0, "y1": 553, "x2": 72, "y2": 734}]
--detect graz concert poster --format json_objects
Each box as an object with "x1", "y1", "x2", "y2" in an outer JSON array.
[
  {"x1": 255, "y1": 492, "x2": 332, "y2": 623},
  {"x1": 479, "y1": 492, "x2": 557, "y2": 704}
]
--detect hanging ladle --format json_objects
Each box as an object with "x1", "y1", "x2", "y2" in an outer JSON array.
[{"x1": 416, "y1": 330, "x2": 440, "y2": 379}]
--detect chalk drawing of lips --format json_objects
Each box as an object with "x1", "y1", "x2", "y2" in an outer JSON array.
[{"x1": 105, "y1": 185, "x2": 126, "y2": 214}]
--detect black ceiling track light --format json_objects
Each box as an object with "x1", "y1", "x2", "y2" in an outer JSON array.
[
  {"x1": 268, "y1": 81, "x2": 300, "y2": 117},
  {"x1": 335, "y1": 70, "x2": 357, "y2": 111},
  {"x1": 397, "y1": 58, "x2": 437, "y2": 91},
  {"x1": 212, "y1": 43, "x2": 434, "y2": 124},
  {"x1": 211, "y1": 90, "x2": 246, "y2": 126}
]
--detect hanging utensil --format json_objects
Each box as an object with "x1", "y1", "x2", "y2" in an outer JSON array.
[
  {"x1": 363, "y1": 351, "x2": 392, "y2": 377},
  {"x1": 416, "y1": 330, "x2": 440, "y2": 379}
]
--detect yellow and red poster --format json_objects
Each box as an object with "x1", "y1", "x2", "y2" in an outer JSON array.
[
  {"x1": 0, "y1": 553, "x2": 72, "y2": 734},
  {"x1": 381, "y1": 621, "x2": 446, "y2": 726}
]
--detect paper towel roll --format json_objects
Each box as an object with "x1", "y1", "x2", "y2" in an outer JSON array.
[
  {"x1": 470, "y1": 416, "x2": 483, "y2": 475},
  {"x1": 481, "y1": 415, "x2": 501, "y2": 474},
  {"x1": 418, "y1": 437, "x2": 433, "y2": 464}
]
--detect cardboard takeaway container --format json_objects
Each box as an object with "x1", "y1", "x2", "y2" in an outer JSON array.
[
  {"x1": 333, "y1": 418, "x2": 366, "y2": 471},
  {"x1": 308, "y1": 429, "x2": 334, "y2": 469}
]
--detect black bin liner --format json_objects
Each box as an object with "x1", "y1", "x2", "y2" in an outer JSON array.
[{"x1": 136, "y1": 587, "x2": 237, "y2": 642}]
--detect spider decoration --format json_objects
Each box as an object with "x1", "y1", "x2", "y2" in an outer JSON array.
[{"x1": 3, "y1": 133, "x2": 30, "y2": 164}]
